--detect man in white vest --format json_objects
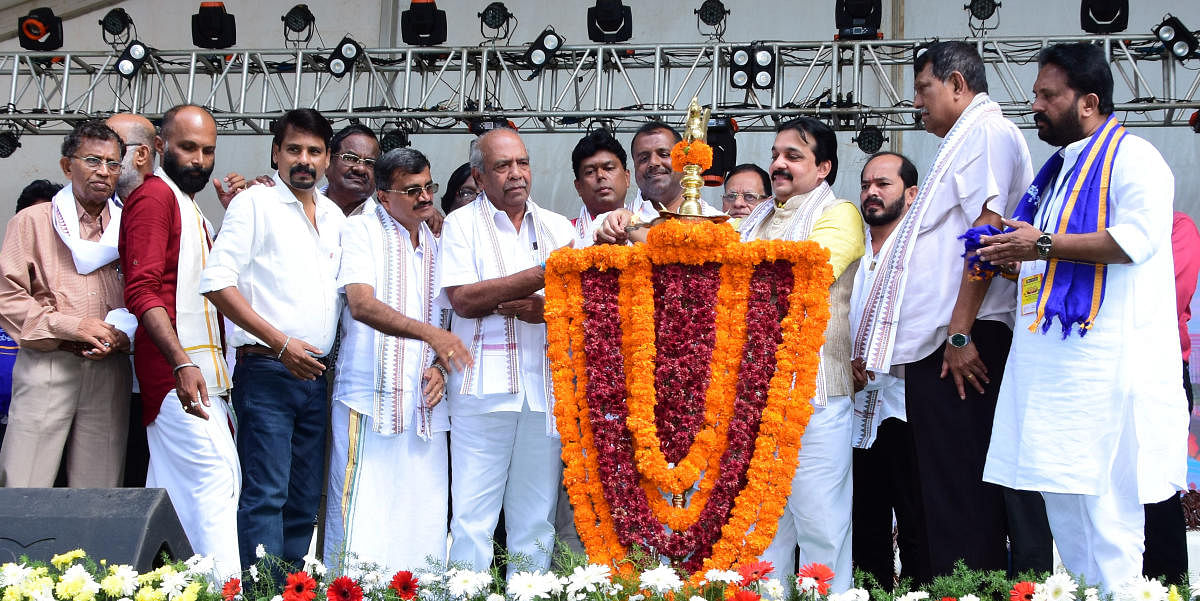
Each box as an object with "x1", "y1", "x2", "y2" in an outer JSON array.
[
  {"x1": 742, "y1": 117, "x2": 864, "y2": 592},
  {"x1": 436, "y1": 127, "x2": 575, "y2": 575}
]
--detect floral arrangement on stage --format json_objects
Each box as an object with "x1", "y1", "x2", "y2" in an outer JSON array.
[{"x1": 543, "y1": 218, "x2": 834, "y2": 578}]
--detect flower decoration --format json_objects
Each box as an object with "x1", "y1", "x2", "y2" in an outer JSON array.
[
  {"x1": 51, "y1": 551, "x2": 86, "y2": 570},
  {"x1": 220, "y1": 579, "x2": 241, "y2": 601},
  {"x1": 795, "y1": 564, "x2": 834, "y2": 596},
  {"x1": 325, "y1": 577, "x2": 362, "y2": 601},
  {"x1": 282, "y1": 572, "x2": 316, "y2": 601},
  {"x1": 732, "y1": 590, "x2": 762, "y2": 601},
  {"x1": 670, "y1": 140, "x2": 714, "y2": 173},
  {"x1": 389, "y1": 571, "x2": 419, "y2": 601},
  {"x1": 1011, "y1": 582, "x2": 1036, "y2": 601},
  {"x1": 738, "y1": 562, "x2": 774, "y2": 587}
]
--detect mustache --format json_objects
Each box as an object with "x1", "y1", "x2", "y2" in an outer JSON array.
[
  {"x1": 290, "y1": 164, "x2": 317, "y2": 178},
  {"x1": 863, "y1": 195, "x2": 884, "y2": 207},
  {"x1": 772, "y1": 168, "x2": 792, "y2": 180},
  {"x1": 1033, "y1": 113, "x2": 1050, "y2": 126}
]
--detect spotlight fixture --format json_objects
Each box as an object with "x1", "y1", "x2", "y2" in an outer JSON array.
[
  {"x1": 835, "y1": 0, "x2": 881, "y2": 40},
  {"x1": 379, "y1": 122, "x2": 412, "y2": 153},
  {"x1": 192, "y1": 2, "x2": 236, "y2": 49},
  {"x1": 479, "y1": 2, "x2": 514, "y2": 41},
  {"x1": 965, "y1": 0, "x2": 1000, "y2": 35},
  {"x1": 282, "y1": 4, "x2": 315, "y2": 46},
  {"x1": 115, "y1": 41, "x2": 149, "y2": 80},
  {"x1": 467, "y1": 117, "x2": 517, "y2": 136},
  {"x1": 729, "y1": 43, "x2": 775, "y2": 90},
  {"x1": 1081, "y1": 0, "x2": 1127, "y2": 34},
  {"x1": 1155, "y1": 15, "x2": 1198, "y2": 60},
  {"x1": 587, "y1": 0, "x2": 633, "y2": 44},
  {"x1": 18, "y1": 7, "x2": 63, "y2": 52},
  {"x1": 524, "y1": 27, "x2": 564, "y2": 77},
  {"x1": 695, "y1": 0, "x2": 729, "y2": 39},
  {"x1": 401, "y1": 0, "x2": 447, "y2": 46},
  {"x1": 99, "y1": 8, "x2": 134, "y2": 47},
  {"x1": 701, "y1": 116, "x2": 737, "y2": 187},
  {"x1": 0, "y1": 126, "x2": 21, "y2": 159},
  {"x1": 326, "y1": 36, "x2": 363, "y2": 78},
  {"x1": 853, "y1": 124, "x2": 887, "y2": 154}
]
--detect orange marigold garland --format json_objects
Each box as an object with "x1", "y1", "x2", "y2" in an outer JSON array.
[{"x1": 670, "y1": 140, "x2": 714, "y2": 173}]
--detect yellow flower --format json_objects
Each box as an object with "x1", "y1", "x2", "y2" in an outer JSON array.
[
  {"x1": 2, "y1": 587, "x2": 20, "y2": 601},
  {"x1": 136, "y1": 566, "x2": 174, "y2": 588},
  {"x1": 177, "y1": 582, "x2": 202, "y2": 601},
  {"x1": 50, "y1": 550, "x2": 86, "y2": 569},
  {"x1": 18, "y1": 575, "x2": 53, "y2": 601},
  {"x1": 135, "y1": 586, "x2": 165, "y2": 601},
  {"x1": 1168, "y1": 585, "x2": 1181, "y2": 601}
]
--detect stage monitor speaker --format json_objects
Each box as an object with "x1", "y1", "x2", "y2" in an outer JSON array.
[
  {"x1": 1081, "y1": 0, "x2": 1127, "y2": 34},
  {"x1": 0, "y1": 488, "x2": 192, "y2": 571}
]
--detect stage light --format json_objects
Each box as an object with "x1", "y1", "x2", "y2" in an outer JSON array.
[
  {"x1": 1190, "y1": 110, "x2": 1200, "y2": 133},
  {"x1": 702, "y1": 116, "x2": 737, "y2": 187},
  {"x1": 587, "y1": 0, "x2": 633, "y2": 44},
  {"x1": 467, "y1": 117, "x2": 517, "y2": 136},
  {"x1": 1155, "y1": 15, "x2": 1197, "y2": 60},
  {"x1": 379, "y1": 123, "x2": 411, "y2": 153},
  {"x1": 99, "y1": 9, "x2": 134, "y2": 46},
  {"x1": 282, "y1": 4, "x2": 315, "y2": 45},
  {"x1": 695, "y1": 0, "x2": 728, "y2": 39},
  {"x1": 18, "y1": 7, "x2": 63, "y2": 52},
  {"x1": 326, "y1": 36, "x2": 362, "y2": 78},
  {"x1": 401, "y1": 0, "x2": 447, "y2": 46},
  {"x1": 730, "y1": 47, "x2": 751, "y2": 88},
  {"x1": 1081, "y1": 0, "x2": 1127, "y2": 34},
  {"x1": 729, "y1": 43, "x2": 774, "y2": 90},
  {"x1": 115, "y1": 41, "x2": 148, "y2": 80},
  {"x1": 966, "y1": 0, "x2": 1000, "y2": 20},
  {"x1": 854, "y1": 125, "x2": 887, "y2": 154},
  {"x1": 835, "y1": 0, "x2": 881, "y2": 40},
  {"x1": 0, "y1": 128, "x2": 21, "y2": 159},
  {"x1": 524, "y1": 28, "x2": 563, "y2": 76},
  {"x1": 192, "y1": 2, "x2": 236, "y2": 49},
  {"x1": 479, "y1": 2, "x2": 514, "y2": 41}
]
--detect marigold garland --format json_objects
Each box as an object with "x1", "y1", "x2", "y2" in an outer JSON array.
[
  {"x1": 670, "y1": 140, "x2": 714, "y2": 173},
  {"x1": 544, "y1": 219, "x2": 833, "y2": 580}
]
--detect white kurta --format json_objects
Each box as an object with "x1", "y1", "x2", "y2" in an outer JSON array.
[
  {"x1": 850, "y1": 227, "x2": 906, "y2": 449},
  {"x1": 983, "y1": 133, "x2": 1188, "y2": 505}
]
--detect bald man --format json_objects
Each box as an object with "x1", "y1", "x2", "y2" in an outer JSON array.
[{"x1": 118, "y1": 104, "x2": 243, "y2": 578}]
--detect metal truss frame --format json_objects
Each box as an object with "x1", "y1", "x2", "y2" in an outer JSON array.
[{"x1": 0, "y1": 33, "x2": 1197, "y2": 136}]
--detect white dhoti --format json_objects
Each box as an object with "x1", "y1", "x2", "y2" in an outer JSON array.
[
  {"x1": 761, "y1": 394, "x2": 853, "y2": 593},
  {"x1": 448, "y1": 404, "x2": 561, "y2": 575},
  {"x1": 145, "y1": 390, "x2": 240, "y2": 579},
  {"x1": 324, "y1": 400, "x2": 449, "y2": 573}
]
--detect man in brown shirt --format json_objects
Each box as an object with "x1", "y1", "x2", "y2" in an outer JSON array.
[{"x1": 0, "y1": 120, "x2": 133, "y2": 487}]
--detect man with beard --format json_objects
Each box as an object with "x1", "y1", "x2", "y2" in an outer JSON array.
[
  {"x1": 978, "y1": 43, "x2": 1186, "y2": 592},
  {"x1": 569, "y1": 129, "x2": 636, "y2": 244},
  {"x1": 593, "y1": 121, "x2": 722, "y2": 245},
  {"x1": 118, "y1": 105, "x2": 241, "y2": 578},
  {"x1": 324, "y1": 148, "x2": 471, "y2": 572},
  {"x1": 848, "y1": 152, "x2": 927, "y2": 589},
  {"x1": 741, "y1": 117, "x2": 863, "y2": 592},
  {"x1": 0, "y1": 121, "x2": 132, "y2": 487},
  {"x1": 200, "y1": 109, "x2": 343, "y2": 572},
  {"x1": 437, "y1": 127, "x2": 575, "y2": 574},
  {"x1": 721, "y1": 163, "x2": 772, "y2": 220}
]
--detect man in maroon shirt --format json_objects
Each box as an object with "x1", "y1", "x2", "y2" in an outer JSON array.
[{"x1": 118, "y1": 104, "x2": 243, "y2": 578}]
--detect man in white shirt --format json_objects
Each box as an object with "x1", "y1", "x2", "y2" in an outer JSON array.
[
  {"x1": 436, "y1": 127, "x2": 575, "y2": 575},
  {"x1": 325, "y1": 147, "x2": 472, "y2": 574},
  {"x1": 570, "y1": 129, "x2": 634, "y2": 244},
  {"x1": 979, "y1": 43, "x2": 1187, "y2": 592},
  {"x1": 199, "y1": 108, "x2": 344, "y2": 572},
  {"x1": 854, "y1": 41, "x2": 1037, "y2": 577},
  {"x1": 848, "y1": 151, "x2": 925, "y2": 589}
]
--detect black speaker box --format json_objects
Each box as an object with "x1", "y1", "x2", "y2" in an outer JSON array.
[{"x1": 0, "y1": 488, "x2": 192, "y2": 571}]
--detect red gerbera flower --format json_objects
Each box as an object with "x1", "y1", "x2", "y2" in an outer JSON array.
[
  {"x1": 942, "y1": 597, "x2": 957, "y2": 601},
  {"x1": 221, "y1": 578, "x2": 241, "y2": 601},
  {"x1": 795, "y1": 563, "x2": 835, "y2": 596},
  {"x1": 738, "y1": 561, "x2": 774, "y2": 586},
  {"x1": 732, "y1": 589, "x2": 761, "y2": 601},
  {"x1": 327, "y1": 577, "x2": 363, "y2": 601},
  {"x1": 282, "y1": 572, "x2": 317, "y2": 601},
  {"x1": 389, "y1": 571, "x2": 419, "y2": 601},
  {"x1": 1010, "y1": 581, "x2": 1036, "y2": 601}
]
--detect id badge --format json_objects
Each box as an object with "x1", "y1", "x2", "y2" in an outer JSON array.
[{"x1": 1021, "y1": 273, "x2": 1043, "y2": 316}]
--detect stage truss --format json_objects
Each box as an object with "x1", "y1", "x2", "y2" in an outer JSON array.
[{"x1": 0, "y1": 33, "x2": 1197, "y2": 136}]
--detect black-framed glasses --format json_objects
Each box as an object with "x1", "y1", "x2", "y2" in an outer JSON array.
[
  {"x1": 336, "y1": 152, "x2": 377, "y2": 167},
  {"x1": 70, "y1": 155, "x2": 123, "y2": 172},
  {"x1": 721, "y1": 191, "x2": 770, "y2": 204},
  {"x1": 455, "y1": 187, "x2": 480, "y2": 201},
  {"x1": 381, "y1": 183, "x2": 439, "y2": 198}
]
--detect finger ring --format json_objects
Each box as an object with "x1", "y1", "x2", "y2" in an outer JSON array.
[
  {"x1": 966, "y1": 374, "x2": 975, "y2": 380},
  {"x1": 188, "y1": 401, "x2": 199, "y2": 407},
  {"x1": 103, "y1": 341, "x2": 111, "y2": 347},
  {"x1": 447, "y1": 350, "x2": 455, "y2": 359}
]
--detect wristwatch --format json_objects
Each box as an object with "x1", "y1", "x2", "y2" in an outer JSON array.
[
  {"x1": 948, "y1": 332, "x2": 971, "y2": 348},
  {"x1": 1035, "y1": 233, "x2": 1052, "y2": 260}
]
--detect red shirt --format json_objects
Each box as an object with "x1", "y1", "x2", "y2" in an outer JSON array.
[
  {"x1": 118, "y1": 175, "x2": 183, "y2": 426},
  {"x1": 1172, "y1": 211, "x2": 1200, "y2": 362}
]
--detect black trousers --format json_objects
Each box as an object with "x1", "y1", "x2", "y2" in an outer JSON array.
[
  {"x1": 905, "y1": 319, "x2": 1012, "y2": 577},
  {"x1": 1140, "y1": 361, "x2": 1192, "y2": 586},
  {"x1": 852, "y1": 417, "x2": 930, "y2": 590}
]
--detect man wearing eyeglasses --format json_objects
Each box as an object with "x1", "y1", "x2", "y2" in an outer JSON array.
[
  {"x1": 721, "y1": 163, "x2": 772, "y2": 221},
  {"x1": 0, "y1": 120, "x2": 133, "y2": 488}
]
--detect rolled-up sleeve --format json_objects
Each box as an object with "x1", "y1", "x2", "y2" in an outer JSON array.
[
  {"x1": 809, "y1": 201, "x2": 866, "y2": 280},
  {"x1": 120, "y1": 183, "x2": 173, "y2": 318},
  {"x1": 199, "y1": 192, "x2": 256, "y2": 293},
  {"x1": 0, "y1": 211, "x2": 75, "y2": 347},
  {"x1": 1107, "y1": 136, "x2": 1174, "y2": 265},
  {"x1": 435, "y1": 212, "x2": 480, "y2": 296},
  {"x1": 337, "y1": 216, "x2": 376, "y2": 290}
]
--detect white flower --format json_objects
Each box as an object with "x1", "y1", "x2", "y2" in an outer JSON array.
[
  {"x1": 248, "y1": 566, "x2": 259, "y2": 583},
  {"x1": 1085, "y1": 589, "x2": 1100, "y2": 601},
  {"x1": 566, "y1": 565, "x2": 611, "y2": 595},
  {"x1": 961, "y1": 595, "x2": 981, "y2": 601},
  {"x1": 159, "y1": 570, "x2": 189, "y2": 599},
  {"x1": 106, "y1": 565, "x2": 140, "y2": 597},
  {"x1": 301, "y1": 553, "x2": 326, "y2": 577},
  {"x1": 1122, "y1": 576, "x2": 1168, "y2": 601},
  {"x1": 59, "y1": 564, "x2": 101, "y2": 599},
  {"x1": 1042, "y1": 573, "x2": 1079, "y2": 601},
  {"x1": 361, "y1": 571, "x2": 385, "y2": 591},
  {"x1": 0, "y1": 563, "x2": 32, "y2": 587},
  {"x1": 255, "y1": 544, "x2": 266, "y2": 559},
  {"x1": 416, "y1": 572, "x2": 443, "y2": 585},
  {"x1": 508, "y1": 572, "x2": 557, "y2": 601},
  {"x1": 445, "y1": 569, "x2": 493, "y2": 599},
  {"x1": 896, "y1": 592, "x2": 930, "y2": 601},
  {"x1": 270, "y1": 595, "x2": 283, "y2": 601},
  {"x1": 638, "y1": 566, "x2": 683, "y2": 595},
  {"x1": 797, "y1": 577, "x2": 820, "y2": 594},
  {"x1": 845, "y1": 589, "x2": 871, "y2": 601},
  {"x1": 184, "y1": 555, "x2": 215, "y2": 578},
  {"x1": 703, "y1": 570, "x2": 742, "y2": 585},
  {"x1": 690, "y1": 597, "x2": 707, "y2": 601},
  {"x1": 628, "y1": 595, "x2": 645, "y2": 601},
  {"x1": 486, "y1": 594, "x2": 506, "y2": 601},
  {"x1": 762, "y1": 579, "x2": 785, "y2": 601}
]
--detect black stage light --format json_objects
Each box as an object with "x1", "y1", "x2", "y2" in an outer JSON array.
[
  {"x1": 1081, "y1": 0, "x2": 1127, "y2": 34},
  {"x1": 524, "y1": 27, "x2": 564, "y2": 76},
  {"x1": 192, "y1": 2, "x2": 236, "y2": 50},
  {"x1": 966, "y1": 0, "x2": 1000, "y2": 20},
  {"x1": 401, "y1": 0, "x2": 447, "y2": 46},
  {"x1": 587, "y1": 0, "x2": 633, "y2": 44},
  {"x1": 100, "y1": 9, "x2": 134, "y2": 46},
  {"x1": 116, "y1": 41, "x2": 149, "y2": 80},
  {"x1": 379, "y1": 123, "x2": 411, "y2": 153},
  {"x1": 730, "y1": 43, "x2": 776, "y2": 89},
  {"x1": 835, "y1": 0, "x2": 881, "y2": 40},
  {"x1": 854, "y1": 125, "x2": 886, "y2": 154},
  {"x1": 18, "y1": 8, "x2": 63, "y2": 52},
  {"x1": 702, "y1": 116, "x2": 737, "y2": 187},
  {"x1": 479, "y1": 2, "x2": 514, "y2": 41},
  {"x1": 467, "y1": 117, "x2": 517, "y2": 136},
  {"x1": 327, "y1": 37, "x2": 363, "y2": 78},
  {"x1": 282, "y1": 5, "x2": 315, "y2": 45},
  {"x1": 1155, "y1": 15, "x2": 1198, "y2": 60},
  {"x1": 696, "y1": 0, "x2": 728, "y2": 27},
  {"x1": 0, "y1": 128, "x2": 21, "y2": 159}
]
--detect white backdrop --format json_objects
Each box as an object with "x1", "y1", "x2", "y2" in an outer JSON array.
[{"x1": 0, "y1": 0, "x2": 1197, "y2": 230}]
